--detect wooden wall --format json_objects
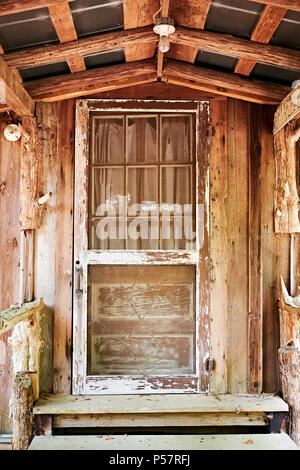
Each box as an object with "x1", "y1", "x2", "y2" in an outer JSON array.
[
  {"x1": 0, "y1": 124, "x2": 21, "y2": 433},
  {"x1": 0, "y1": 84, "x2": 298, "y2": 432}
]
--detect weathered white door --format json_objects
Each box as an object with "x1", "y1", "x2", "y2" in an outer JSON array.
[{"x1": 73, "y1": 99, "x2": 209, "y2": 394}]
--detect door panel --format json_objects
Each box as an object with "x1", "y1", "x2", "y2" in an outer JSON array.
[{"x1": 73, "y1": 100, "x2": 209, "y2": 394}]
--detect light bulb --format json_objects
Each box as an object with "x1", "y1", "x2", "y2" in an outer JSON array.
[{"x1": 159, "y1": 36, "x2": 170, "y2": 53}]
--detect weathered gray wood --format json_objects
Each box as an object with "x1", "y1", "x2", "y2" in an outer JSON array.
[
  {"x1": 28, "y1": 433, "x2": 299, "y2": 450},
  {"x1": 33, "y1": 393, "x2": 288, "y2": 415},
  {"x1": 0, "y1": 299, "x2": 44, "y2": 336},
  {"x1": 53, "y1": 411, "x2": 268, "y2": 428}
]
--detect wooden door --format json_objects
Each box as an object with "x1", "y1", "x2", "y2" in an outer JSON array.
[{"x1": 73, "y1": 100, "x2": 210, "y2": 394}]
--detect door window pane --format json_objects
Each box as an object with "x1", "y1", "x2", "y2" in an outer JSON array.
[{"x1": 87, "y1": 265, "x2": 196, "y2": 375}]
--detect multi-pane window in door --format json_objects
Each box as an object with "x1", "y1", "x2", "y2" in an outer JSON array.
[{"x1": 89, "y1": 113, "x2": 195, "y2": 250}]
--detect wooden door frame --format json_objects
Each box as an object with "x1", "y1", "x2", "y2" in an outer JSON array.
[{"x1": 72, "y1": 99, "x2": 210, "y2": 394}]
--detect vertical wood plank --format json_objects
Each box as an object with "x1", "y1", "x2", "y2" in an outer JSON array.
[
  {"x1": 261, "y1": 105, "x2": 290, "y2": 392},
  {"x1": 209, "y1": 99, "x2": 228, "y2": 393},
  {"x1": 34, "y1": 102, "x2": 58, "y2": 395},
  {"x1": 226, "y1": 99, "x2": 249, "y2": 393},
  {"x1": 197, "y1": 101, "x2": 210, "y2": 392},
  {"x1": 53, "y1": 99, "x2": 75, "y2": 394},
  {"x1": 248, "y1": 103, "x2": 263, "y2": 393},
  {"x1": 0, "y1": 122, "x2": 21, "y2": 433}
]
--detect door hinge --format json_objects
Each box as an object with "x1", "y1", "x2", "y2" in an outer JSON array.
[{"x1": 205, "y1": 358, "x2": 216, "y2": 371}]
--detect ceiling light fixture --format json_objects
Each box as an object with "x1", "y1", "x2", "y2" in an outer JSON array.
[{"x1": 153, "y1": 17, "x2": 175, "y2": 54}]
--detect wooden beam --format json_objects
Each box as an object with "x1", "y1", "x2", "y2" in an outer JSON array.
[
  {"x1": 123, "y1": 0, "x2": 159, "y2": 29},
  {"x1": 170, "y1": 0, "x2": 212, "y2": 29},
  {"x1": 249, "y1": 0, "x2": 300, "y2": 12},
  {"x1": 274, "y1": 83, "x2": 300, "y2": 134},
  {"x1": 48, "y1": 1, "x2": 86, "y2": 73},
  {"x1": 0, "y1": 0, "x2": 75, "y2": 16},
  {"x1": 5, "y1": 27, "x2": 156, "y2": 69},
  {"x1": 171, "y1": 27, "x2": 300, "y2": 72},
  {"x1": 235, "y1": 6, "x2": 287, "y2": 76},
  {"x1": 0, "y1": 55, "x2": 34, "y2": 116},
  {"x1": 25, "y1": 60, "x2": 157, "y2": 102},
  {"x1": 164, "y1": 60, "x2": 289, "y2": 104}
]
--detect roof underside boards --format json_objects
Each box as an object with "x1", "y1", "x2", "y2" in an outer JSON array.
[{"x1": 0, "y1": 0, "x2": 298, "y2": 103}]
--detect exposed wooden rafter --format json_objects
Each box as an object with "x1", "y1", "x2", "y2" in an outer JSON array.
[
  {"x1": 170, "y1": 0, "x2": 212, "y2": 29},
  {"x1": 48, "y1": 2, "x2": 86, "y2": 73},
  {"x1": 171, "y1": 27, "x2": 300, "y2": 72},
  {"x1": 24, "y1": 60, "x2": 157, "y2": 102},
  {"x1": 0, "y1": 55, "x2": 34, "y2": 116},
  {"x1": 249, "y1": 0, "x2": 300, "y2": 12},
  {"x1": 235, "y1": 5, "x2": 287, "y2": 76},
  {"x1": 22, "y1": 58, "x2": 289, "y2": 105},
  {"x1": 5, "y1": 25, "x2": 299, "y2": 74},
  {"x1": 167, "y1": 0, "x2": 212, "y2": 64},
  {"x1": 163, "y1": 60, "x2": 289, "y2": 105},
  {"x1": 0, "y1": 0, "x2": 75, "y2": 16},
  {"x1": 123, "y1": 0, "x2": 159, "y2": 63},
  {"x1": 5, "y1": 28, "x2": 156, "y2": 69}
]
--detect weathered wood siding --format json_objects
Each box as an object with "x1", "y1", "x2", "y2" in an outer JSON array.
[
  {"x1": 0, "y1": 85, "x2": 298, "y2": 432},
  {"x1": 0, "y1": 123, "x2": 21, "y2": 433}
]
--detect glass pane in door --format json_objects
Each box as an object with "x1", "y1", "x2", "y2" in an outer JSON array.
[{"x1": 87, "y1": 265, "x2": 196, "y2": 376}]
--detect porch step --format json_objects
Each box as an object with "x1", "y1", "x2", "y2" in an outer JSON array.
[
  {"x1": 33, "y1": 393, "x2": 288, "y2": 415},
  {"x1": 28, "y1": 433, "x2": 298, "y2": 450}
]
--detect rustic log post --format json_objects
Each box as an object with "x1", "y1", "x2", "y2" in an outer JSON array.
[
  {"x1": 12, "y1": 372, "x2": 34, "y2": 450},
  {"x1": 278, "y1": 278, "x2": 300, "y2": 447},
  {"x1": 274, "y1": 121, "x2": 300, "y2": 233}
]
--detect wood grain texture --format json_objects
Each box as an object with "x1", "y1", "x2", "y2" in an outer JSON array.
[
  {"x1": 260, "y1": 106, "x2": 290, "y2": 392},
  {"x1": 249, "y1": 0, "x2": 300, "y2": 12},
  {"x1": 0, "y1": 55, "x2": 34, "y2": 116},
  {"x1": 171, "y1": 27, "x2": 300, "y2": 72},
  {"x1": 53, "y1": 411, "x2": 268, "y2": 428},
  {"x1": 274, "y1": 84, "x2": 300, "y2": 134},
  {"x1": 5, "y1": 28, "x2": 156, "y2": 69},
  {"x1": 0, "y1": 0, "x2": 75, "y2": 16},
  {"x1": 226, "y1": 99, "x2": 249, "y2": 393},
  {"x1": 28, "y1": 433, "x2": 298, "y2": 450},
  {"x1": 166, "y1": 44, "x2": 198, "y2": 63},
  {"x1": 248, "y1": 104, "x2": 263, "y2": 393},
  {"x1": 49, "y1": 2, "x2": 86, "y2": 73},
  {"x1": 33, "y1": 393, "x2": 289, "y2": 414},
  {"x1": 0, "y1": 124, "x2": 21, "y2": 433},
  {"x1": 125, "y1": 43, "x2": 156, "y2": 62},
  {"x1": 164, "y1": 60, "x2": 289, "y2": 104},
  {"x1": 209, "y1": 100, "x2": 228, "y2": 394},
  {"x1": 49, "y1": 2, "x2": 77, "y2": 43},
  {"x1": 197, "y1": 102, "x2": 210, "y2": 392},
  {"x1": 53, "y1": 99, "x2": 75, "y2": 394},
  {"x1": 274, "y1": 122, "x2": 300, "y2": 233},
  {"x1": 170, "y1": 0, "x2": 212, "y2": 29},
  {"x1": 123, "y1": 0, "x2": 160, "y2": 29},
  {"x1": 85, "y1": 82, "x2": 225, "y2": 100},
  {"x1": 235, "y1": 6, "x2": 287, "y2": 76},
  {"x1": 25, "y1": 60, "x2": 157, "y2": 102}
]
